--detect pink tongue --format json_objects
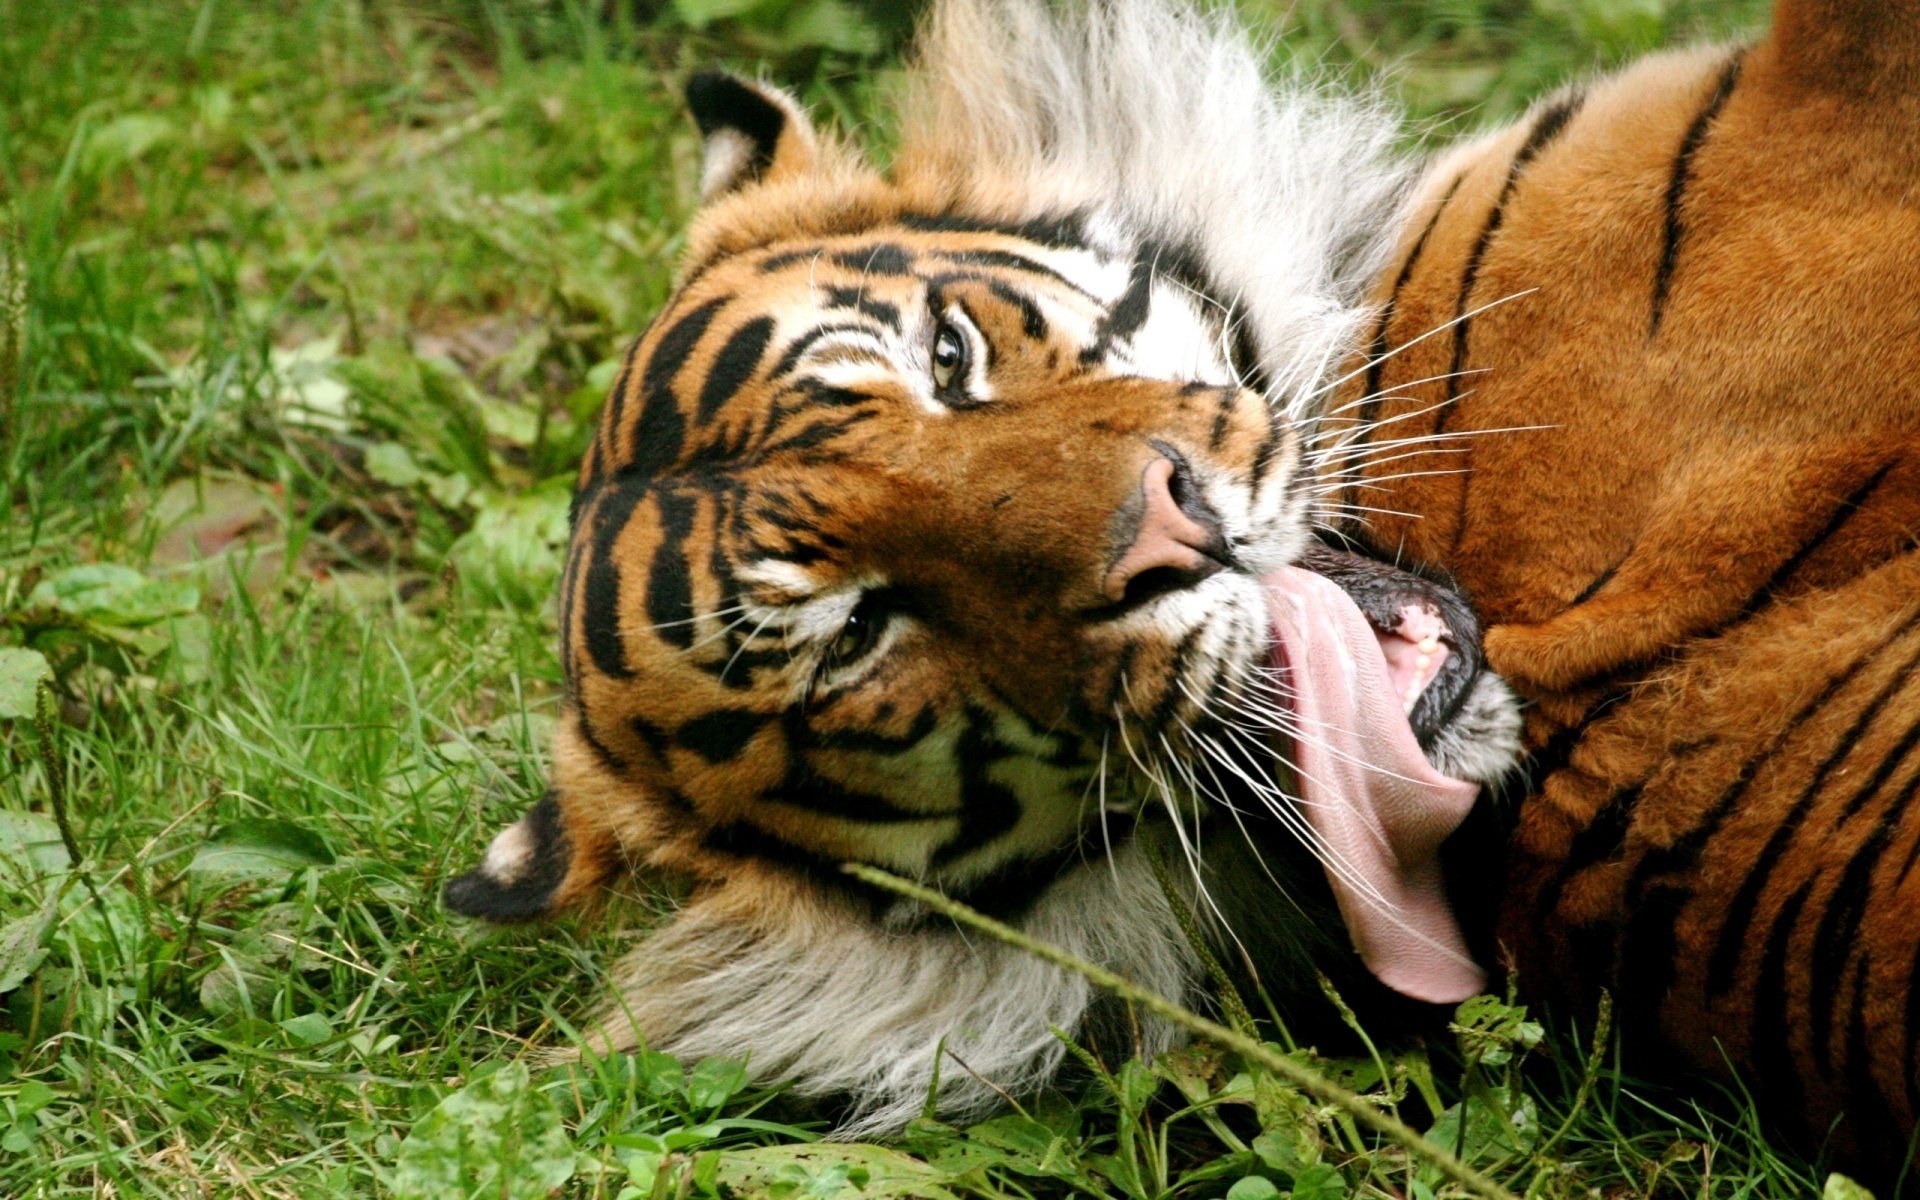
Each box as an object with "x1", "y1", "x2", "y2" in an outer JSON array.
[{"x1": 1261, "y1": 566, "x2": 1486, "y2": 1004}]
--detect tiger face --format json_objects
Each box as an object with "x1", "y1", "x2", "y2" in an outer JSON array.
[
  {"x1": 447, "y1": 0, "x2": 1522, "y2": 1133},
  {"x1": 559, "y1": 213, "x2": 1319, "y2": 892}
]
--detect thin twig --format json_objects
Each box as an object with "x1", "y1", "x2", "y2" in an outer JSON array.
[{"x1": 845, "y1": 863, "x2": 1519, "y2": 1200}]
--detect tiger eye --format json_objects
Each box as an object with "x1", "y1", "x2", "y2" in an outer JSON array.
[{"x1": 931, "y1": 325, "x2": 965, "y2": 392}]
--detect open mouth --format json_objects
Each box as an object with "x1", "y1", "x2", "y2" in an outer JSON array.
[{"x1": 1255, "y1": 544, "x2": 1490, "y2": 1005}]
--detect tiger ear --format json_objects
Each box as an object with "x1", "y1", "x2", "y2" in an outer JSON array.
[
  {"x1": 686, "y1": 70, "x2": 819, "y2": 203},
  {"x1": 443, "y1": 791, "x2": 613, "y2": 922}
]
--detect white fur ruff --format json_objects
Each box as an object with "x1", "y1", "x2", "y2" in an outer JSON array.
[
  {"x1": 900, "y1": 0, "x2": 1412, "y2": 418},
  {"x1": 590, "y1": 840, "x2": 1195, "y2": 1136}
]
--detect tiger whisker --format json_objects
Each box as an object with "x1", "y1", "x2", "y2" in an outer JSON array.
[
  {"x1": 1310, "y1": 367, "x2": 1491, "y2": 425},
  {"x1": 1298, "y1": 287, "x2": 1537, "y2": 404}
]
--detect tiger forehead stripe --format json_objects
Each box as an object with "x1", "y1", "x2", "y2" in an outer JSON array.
[{"x1": 565, "y1": 218, "x2": 1198, "y2": 699}]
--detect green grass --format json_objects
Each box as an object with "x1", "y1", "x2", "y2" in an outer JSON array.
[{"x1": 0, "y1": 0, "x2": 1841, "y2": 1196}]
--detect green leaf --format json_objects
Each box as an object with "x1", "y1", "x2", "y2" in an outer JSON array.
[
  {"x1": 365, "y1": 441, "x2": 424, "y2": 488},
  {"x1": 673, "y1": 0, "x2": 769, "y2": 29},
  {"x1": 1825, "y1": 1174, "x2": 1878, "y2": 1200},
  {"x1": 390, "y1": 1063, "x2": 575, "y2": 1200},
  {"x1": 1450, "y1": 994, "x2": 1544, "y2": 1069},
  {"x1": 278, "y1": 1012, "x2": 335, "y2": 1046},
  {"x1": 687, "y1": 1056, "x2": 749, "y2": 1110},
  {"x1": 0, "y1": 648, "x2": 51, "y2": 719},
  {"x1": 199, "y1": 951, "x2": 276, "y2": 1017},
  {"x1": 187, "y1": 819, "x2": 335, "y2": 879},
  {"x1": 82, "y1": 113, "x2": 174, "y2": 172},
  {"x1": 1426, "y1": 1085, "x2": 1538, "y2": 1164},
  {"x1": 777, "y1": 0, "x2": 883, "y2": 54},
  {"x1": 446, "y1": 482, "x2": 570, "y2": 610},
  {"x1": 0, "y1": 811, "x2": 71, "y2": 879},
  {"x1": 1225, "y1": 1178, "x2": 1282, "y2": 1200},
  {"x1": 0, "y1": 888, "x2": 60, "y2": 995},
  {"x1": 14, "y1": 1080, "x2": 55, "y2": 1118},
  {"x1": 713, "y1": 1144, "x2": 961, "y2": 1200},
  {"x1": 27, "y1": 563, "x2": 199, "y2": 628},
  {"x1": 1251, "y1": 1128, "x2": 1317, "y2": 1176},
  {"x1": 1287, "y1": 1163, "x2": 1347, "y2": 1200}
]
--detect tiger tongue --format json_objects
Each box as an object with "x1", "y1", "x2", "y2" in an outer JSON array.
[{"x1": 1260, "y1": 565, "x2": 1487, "y2": 1005}]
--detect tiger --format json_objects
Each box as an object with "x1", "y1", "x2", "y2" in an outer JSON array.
[
  {"x1": 442, "y1": 0, "x2": 1528, "y2": 1135},
  {"x1": 1338, "y1": 0, "x2": 1920, "y2": 1173}
]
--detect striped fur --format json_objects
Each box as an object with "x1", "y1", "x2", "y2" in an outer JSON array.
[
  {"x1": 1333, "y1": 0, "x2": 1920, "y2": 1173},
  {"x1": 444, "y1": 0, "x2": 1532, "y2": 1132}
]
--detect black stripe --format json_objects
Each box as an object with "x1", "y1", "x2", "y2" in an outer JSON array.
[
  {"x1": 1649, "y1": 54, "x2": 1744, "y2": 338},
  {"x1": 628, "y1": 711, "x2": 672, "y2": 767},
  {"x1": 626, "y1": 297, "x2": 724, "y2": 478},
  {"x1": 1146, "y1": 626, "x2": 1209, "y2": 733},
  {"x1": 771, "y1": 320, "x2": 879, "y2": 376},
  {"x1": 579, "y1": 479, "x2": 650, "y2": 679},
  {"x1": 1628, "y1": 612, "x2": 1920, "y2": 897},
  {"x1": 1616, "y1": 881, "x2": 1688, "y2": 1039},
  {"x1": 1563, "y1": 783, "x2": 1640, "y2": 875},
  {"x1": 896, "y1": 210, "x2": 1091, "y2": 251},
  {"x1": 988, "y1": 281, "x2": 1048, "y2": 341},
  {"x1": 644, "y1": 488, "x2": 699, "y2": 651},
  {"x1": 573, "y1": 709, "x2": 628, "y2": 775},
  {"x1": 558, "y1": 539, "x2": 582, "y2": 692},
  {"x1": 1903, "y1": 937, "x2": 1920, "y2": 1112},
  {"x1": 695, "y1": 316, "x2": 775, "y2": 422},
  {"x1": 758, "y1": 245, "x2": 824, "y2": 273},
  {"x1": 1357, "y1": 174, "x2": 1465, "y2": 440},
  {"x1": 922, "y1": 249, "x2": 1094, "y2": 301},
  {"x1": 801, "y1": 705, "x2": 940, "y2": 754},
  {"x1": 1519, "y1": 684, "x2": 1634, "y2": 799},
  {"x1": 589, "y1": 339, "x2": 642, "y2": 489},
  {"x1": 773, "y1": 762, "x2": 961, "y2": 825},
  {"x1": 763, "y1": 412, "x2": 873, "y2": 456},
  {"x1": 931, "y1": 710, "x2": 1025, "y2": 867},
  {"x1": 940, "y1": 838, "x2": 1119, "y2": 922},
  {"x1": 1209, "y1": 386, "x2": 1237, "y2": 452},
  {"x1": 705, "y1": 482, "x2": 748, "y2": 675},
  {"x1": 1749, "y1": 879, "x2": 1813, "y2": 1128},
  {"x1": 1706, "y1": 614, "x2": 1920, "y2": 995},
  {"x1": 1737, "y1": 459, "x2": 1894, "y2": 618},
  {"x1": 1438, "y1": 92, "x2": 1584, "y2": 437},
  {"x1": 1840, "y1": 709, "x2": 1920, "y2": 822},
  {"x1": 1082, "y1": 243, "x2": 1160, "y2": 365},
  {"x1": 677, "y1": 707, "x2": 773, "y2": 764},
  {"x1": 1843, "y1": 953, "x2": 1884, "y2": 1136},
  {"x1": 1620, "y1": 641, "x2": 1904, "y2": 1006},
  {"x1": 1569, "y1": 558, "x2": 1622, "y2": 607},
  {"x1": 697, "y1": 819, "x2": 893, "y2": 918},
  {"x1": 1807, "y1": 764, "x2": 1920, "y2": 1072},
  {"x1": 820, "y1": 286, "x2": 902, "y2": 332},
  {"x1": 830, "y1": 244, "x2": 911, "y2": 276}
]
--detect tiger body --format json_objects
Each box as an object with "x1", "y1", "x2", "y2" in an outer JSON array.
[
  {"x1": 446, "y1": 0, "x2": 1920, "y2": 1164},
  {"x1": 1345, "y1": 0, "x2": 1920, "y2": 1163}
]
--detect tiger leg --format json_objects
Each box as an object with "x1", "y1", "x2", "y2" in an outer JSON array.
[
  {"x1": 1504, "y1": 545, "x2": 1920, "y2": 1174},
  {"x1": 1483, "y1": 441, "x2": 1912, "y2": 693}
]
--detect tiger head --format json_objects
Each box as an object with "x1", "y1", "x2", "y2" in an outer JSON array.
[{"x1": 447, "y1": 0, "x2": 1523, "y2": 1131}]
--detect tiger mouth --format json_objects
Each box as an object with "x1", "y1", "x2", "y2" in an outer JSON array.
[{"x1": 1251, "y1": 546, "x2": 1490, "y2": 1004}]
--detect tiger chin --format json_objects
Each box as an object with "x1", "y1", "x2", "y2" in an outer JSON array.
[{"x1": 443, "y1": 0, "x2": 1523, "y2": 1134}]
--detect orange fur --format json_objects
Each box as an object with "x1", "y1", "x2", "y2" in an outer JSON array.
[{"x1": 1338, "y1": 0, "x2": 1920, "y2": 1169}]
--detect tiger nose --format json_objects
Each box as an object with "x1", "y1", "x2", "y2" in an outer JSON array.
[{"x1": 1102, "y1": 455, "x2": 1228, "y2": 605}]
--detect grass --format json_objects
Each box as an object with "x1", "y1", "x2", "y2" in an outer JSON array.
[{"x1": 0, "y1": 0, "x2": 1840, "y2": 1196}]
